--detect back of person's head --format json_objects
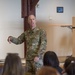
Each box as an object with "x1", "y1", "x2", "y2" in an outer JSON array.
[
  {"x1": 64, "y1": 56, "x2": 75, "y2": 69},
  {"x1": 43, "y1": 51, "x2": 63, "y2": 74},
  {"x1": 64, "y1": 57, "x2": 75, "y2": 75},
  {"x1": 2, "y1": 53, "x2": 24, "y2": 75},
  {"x1": 36, "y1": 66, "x2": 60, "y2": 75},
  {"x1": 43, "y1": 51, "x2": 59, "y2": 68}
]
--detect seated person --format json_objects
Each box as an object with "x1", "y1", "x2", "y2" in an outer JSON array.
[
  {"x1": 63, "y1": 56, "x2": 75, "y2": 75},
  {"x1": 43, "y1": 51, "x2": 63, "y2": 74},
  {"x1": 36, "y1": 66, "x2": 60, "y2": 75},
  {"x1": 2, "y1": 53, "x2": 24, "y2": 75}
]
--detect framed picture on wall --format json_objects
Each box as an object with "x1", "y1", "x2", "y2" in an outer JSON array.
[{"x1": 57, "y1": 7, "x2": 64, "y2": 13}]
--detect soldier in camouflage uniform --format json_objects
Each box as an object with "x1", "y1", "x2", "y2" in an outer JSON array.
[{"x1": 7, "y1": 15, "x2": 47, "y2": 75}]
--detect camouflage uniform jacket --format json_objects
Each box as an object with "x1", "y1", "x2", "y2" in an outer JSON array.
[{"x1": 11, "y1": 27, "x2": 47, "y2": 60}]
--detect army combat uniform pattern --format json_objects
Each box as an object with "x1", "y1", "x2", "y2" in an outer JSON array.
[{"x1": 10, "y1": 27, "x2": 47, "y2": 75}]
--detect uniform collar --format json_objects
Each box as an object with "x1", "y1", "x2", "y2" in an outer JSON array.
[{"x1": 30, "y1": 27, "x2": 39, "y2": 33}]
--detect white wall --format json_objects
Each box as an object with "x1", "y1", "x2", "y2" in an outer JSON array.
[
  {"x1": 36, "y1": 0, "x2": 75, "y2": 25},
  {"x1": 36, "y1": 0, "x2": 74, "y2": 56},
  {"x1": 0, "y1": 0, "x2": 24, "y2": 59}
]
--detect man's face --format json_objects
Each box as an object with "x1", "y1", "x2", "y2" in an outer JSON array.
[{"x1": 28, "y1": 15, "x2": 36, "y2": 29}]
